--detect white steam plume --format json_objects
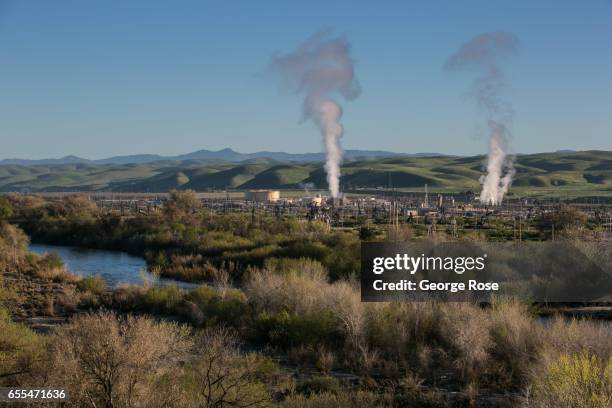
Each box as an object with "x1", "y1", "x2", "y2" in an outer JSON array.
[
  {"x1": 268, "y1": 31, "x2": 360, "y2": 198},
  {"x1": 445, "y1": 32, "x2": 519, "y2": 205}
]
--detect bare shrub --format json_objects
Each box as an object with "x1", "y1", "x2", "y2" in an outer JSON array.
[
  {"x1": 332, "y1": 281, "x2": 366, "y2": 353},
  {"x1": 77, "y1": 291, "x2": 99, "y2": 309},
  {"x1": 55, "y1": 287, "x2": 80, "y2": 314},
  {"x1": 112, "y1": 284, "x2": 146, "y2": 311},
  {"x1": 245, "y1": 266, "x2": 330, "y2": 315},
  {"x1": 543, "y1": 317, "x2": 612, "y2": 360},
  {"x1": 0, "y1": 222, "x2": 29, "y2": 268},
  {"x1": 263, "y1": 257, "x2": 327, "y2": 277},
  {"x1": 316, "y1": 348, "x2": 336, "y2": 374},
  {"x1": 179, "y1": 300, "x2": 205, "y2": 326},
  {"x1": 440, "y1": 303, "x2": 492, "y2": 381},
  {"x1": 43, "y1": 296, "x2": 55, "y2": 316},
  {"x1": 364, "y1": 301, "x2": 446, "y2": 373},
  {"x1": 488, "y1": 300, "x2": 544, "y2": 388},
  {"x1": 247, "y1": 267, "x2": 370, "y2": 368},
  {"x1": 211, "y1": 266, "x2": 231, "y2": 293},
  {"x1": 48, "y1": 311, "x2": 192, "y2": 408},
  {"x1": 34, "y1": 265, "x2": 79, "y2": 283},
  {"x1": 357, "y1": 344, "x2": 379, "y2": 375},
  {"x1": 398, "y1": 372, "x2": 424, "y2": 397}
]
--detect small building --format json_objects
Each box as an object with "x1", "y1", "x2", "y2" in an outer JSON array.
[
  {"x1": 302, "y1": 193, "x2": 324, "y2": 206},
  {"x1": 245, "y1": 190, "x2": 280, "y2": 202}
]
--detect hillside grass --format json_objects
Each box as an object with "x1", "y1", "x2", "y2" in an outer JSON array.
[{"x1": 0, "y1": 151, "x2": 609, "y2": 198}]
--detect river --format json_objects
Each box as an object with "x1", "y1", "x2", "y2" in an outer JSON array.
[{"x1": 29, "y1": 243, "x2": 197, "y2": 289}]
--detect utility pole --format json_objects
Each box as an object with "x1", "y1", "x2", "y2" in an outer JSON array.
[{"x1": 552, "y1": 223, "x2": 555, "y2": 241}]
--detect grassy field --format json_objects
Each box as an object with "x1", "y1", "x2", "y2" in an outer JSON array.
[{"x1": 0, "y1": 150, "x2": 609, "y2": 198}]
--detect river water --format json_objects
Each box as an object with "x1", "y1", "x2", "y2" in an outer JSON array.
[{"x1": 29, "y1": 243, "x2": 197, "y2": 289}]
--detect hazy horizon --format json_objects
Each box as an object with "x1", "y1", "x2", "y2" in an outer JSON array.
[
  {"x1": 3, "y1": 144, "x2": 612, "y2": 162},
  {"x1": 1, "y1": 1, "x2": 611, "y2": 159},
  {"x1": 2, "y1": 145, "x2": 607, "y2": 163}
]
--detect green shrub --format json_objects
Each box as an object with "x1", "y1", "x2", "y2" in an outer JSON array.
[
  {"x1": 139, "y1": 285, "x2": 183, "y2": 314},
  {"x1": 527, "y1": 353, "x2": 612, "y2": 408},
  {"x1": 297, "y1": 376, "x2": 341, "y2": 396},
  {"x1": 76, "y1": 275, "x2": 108, "y2": 295},
  {"x1": 0, "y1": 307, "x2": 46, "y2": 385},
  {"x1": 322, "y1": 233, "x2": 360, "y2": 280},
  {"x1": 78, "y1": 291, "x2": 100, "y2": 309},
  {"x1": 278, "y1": 241, "x2": 330, "y2": 262},
  {"x1": 112, "y1": 285, "x2": 146, "y2": 311},
  {"x1": 40, "y1": 252, "x2": 64, "y2": 269},
  {"x1": 280, "y1": 391, "x2": 384, "y2": 408},
  {"x1": 223, "y1": 244, "x2": 280, "y2": 266},
  {"x1": 358, "y1": 226, "x2": 377, "y2": 241},
  {"x1": 185, "y1": 286, "x2": 248, "y2": 327},
  {"x1": 186, "y1": 285, "x2": 217, "y2": 306},
  {"x1": 252, "y1": 309, "x2": 342, "y2": 349},
  {"x1": 263, "y1": 257, "x2": 327, "y2": 277},
  {"x1": 0, "y1": 198, "x2": 13, "y2": 219}
]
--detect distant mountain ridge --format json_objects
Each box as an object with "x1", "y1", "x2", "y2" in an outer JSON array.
[{"x1": 0, "y1": 148, "x2": 445, "y2": 166}]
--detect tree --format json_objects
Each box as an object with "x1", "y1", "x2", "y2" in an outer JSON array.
[
  {"x1": 48, "y1": 195, "x2": 98, "y2": 221},
  {"x1": 163, "y1": 190, "x2": 201, "y2": 224},
  {"x1": 181, "y1": 328, "x2": 271, "y2": 407},
  {"x1": 539, "y1": 205, "x2": 588, "y2": 237},
  {"x1": 0, "y1": 198, "x2": 13, "y2": 219}
]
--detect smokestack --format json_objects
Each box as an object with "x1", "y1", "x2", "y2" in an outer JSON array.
[
  {"x1": 445, "y1": 32, "x2": 519, "y2": 205},
  {"x1": 268, "y1": 31, "x2": 361, "y2": 198}
]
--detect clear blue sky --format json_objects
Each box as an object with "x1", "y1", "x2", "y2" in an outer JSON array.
[{"x1": 1, "y1": 0, "x2": 611, "y2": 159}]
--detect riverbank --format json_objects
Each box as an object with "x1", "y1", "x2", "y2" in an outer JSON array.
[
  {"x1": 29, "y1": 243, "x2": 199, "y2": 288},
  {"x1": 2, "y1": 268, "x2": 74, "y2": 329}
]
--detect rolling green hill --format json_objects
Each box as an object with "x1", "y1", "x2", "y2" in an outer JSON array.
[{"x1": 0, "y1": 151, "x2": 610, "y2": 198}]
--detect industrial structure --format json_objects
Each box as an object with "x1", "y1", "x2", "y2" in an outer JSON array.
[
  {"x1": 245, "y1": 190, "x2": 280, "y2": 203},
  {"x1": 23, "y1": 188, "x2": 612, "y2": 239}
]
